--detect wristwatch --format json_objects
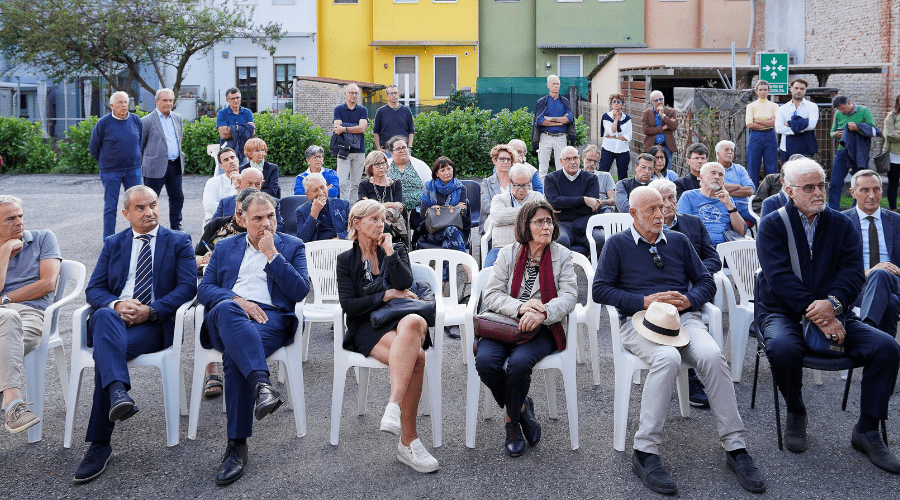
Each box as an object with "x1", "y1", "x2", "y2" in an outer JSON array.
[
  {"x1": 1, "y1": 295, "x2": 9, "y2": 305},
  {"x1": 727, "y1": 207, "x2": 738, "y2": 214},
  {"x1": 148, "y1": 306, "x2": 158, "y2": 322},
  {"x1": 826, "y1": 295, "x2": 843, "y2": 316}
]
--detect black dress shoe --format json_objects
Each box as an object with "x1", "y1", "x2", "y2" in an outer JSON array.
[
  {"x1": 253, "y1": 382, "x2": 284, "y2": 421},
  {"x1": 505, "y1": 422, "x2": 525, "y2": 457},
  {"x1": 108, "y1": 390, "x2": 138, "y2": 423},
  {"x1": 784, "y1": 412, "x2": 809, "y2": 453},
  {"x1": 444, "y1": 327, "x2": 460, "y2": 339},
  {"x1": 215, "y1": 440, "x2": 249, "y2": 486},
  {"x1": 519, "y1": 396, "x2": 541, "y2": 447},
  {"x1": 726, "y1": 450, "x2": 767, "y2": 493},
  {"x1": 73, "y1": 442, "x2": 112, "y2": 484},
  {"x1": 632, "y1": 452, "x2": 677, "y2": 495},
  {"x1": 852, "y1": 425, "x2": 900, "y2": 473}
]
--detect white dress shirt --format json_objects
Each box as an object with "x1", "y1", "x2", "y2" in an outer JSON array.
[
  {"x1": 856, "y1": 206, "x2": 891, "y2": 267},
  {"x1": 203, "y1": 174, "x2": 238, "y2": 222},
  {"x1": 600, "y1": 112, "x2": 632, "y2": 154},
  {"x1": 109, "y1": 225, "x2": 159, "y2": 308},
  {"x1": 775, "y1": 99, "x2": 819, "y2": 151},
  {"x1": 232, "y1": 236, "x2": 274, "y2": 307}
]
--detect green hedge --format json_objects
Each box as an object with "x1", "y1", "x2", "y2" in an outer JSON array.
[
  {"x1": 0, "y1": 117, "x2": 57, "y2": 173},
  {"x1": 57, "y1": 116, "x2": 99, "y2": 173}
]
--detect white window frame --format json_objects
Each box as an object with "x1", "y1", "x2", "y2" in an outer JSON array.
[
  {"x1": 433, "y1": 0, "x2": 458, "y2": 3},
  {"x1": 432, "y1": 55, "x2": 458, "y2": 100},
  {"x1": 394, "y1": 55, "x2": 419, "y2": 106},
  {"x1": 272, "y1": 0, "x2": 296, "y2": 4},
  {"x1": 557, "y1": 54, "x2": 583, "y2": 78},
  {"x1": 393, "y1": 0, "x2": 417, "y2": 3},
  {"x1": 557, "y1": 0, "x2": 583, "y2": 3}
]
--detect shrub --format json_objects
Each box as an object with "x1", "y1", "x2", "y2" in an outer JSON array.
[
  {"x1": 253, "y1": 112, "x2": 332, "y2": 175},
  {"x1": 0, "y1": 117, "x2": 57, "y2": 173},
  {"x1": 57, "y1": 116, "x2": 99, "y2": 173},
  {"x1": 483, "y1": 108, "x2": 538, "y2": 167},
  {"x1": 181, "y1": 116, "x2": 221, "y2": 175},
  {"x1": 412, "y1": 107, "x2": 492, "y2": 177}
]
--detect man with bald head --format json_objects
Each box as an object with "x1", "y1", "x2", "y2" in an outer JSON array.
[
  {"x1": 212, "y1": 168, "x2": 285, "y2": 233},
  {"x1": 593, "y1": 186, "x2": 764, "y2": 495},
  {"x1": 677, "y1": 162, "x2": 752, "y2": 246},
  {"x1": 532, "y1": 75, "x2": 574, "y2": 177},
  {"x1": 641, "y1": 90, "x2": 678, "y2": 170},
  {"x1": 333, "y1": 83, "x2": 368, "y2": 203},
  {"x1": 544, "y1": 145, "x2": 600, "y2": 253}
]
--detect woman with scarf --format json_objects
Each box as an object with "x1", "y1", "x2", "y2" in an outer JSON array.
[
  {"x1": 474, "y1": 200, "x2": 577, "y2": 457},
  {"x1": 240, "y1": 137, "x2": 281, "y2": 198},
  {"x1": 418, "y1": 156, "x2": 470, "y2": 259}
]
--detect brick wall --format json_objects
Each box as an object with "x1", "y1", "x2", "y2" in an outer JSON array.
[{"x1": 292, "y1": 80, "x2": 348, "y2": 132}]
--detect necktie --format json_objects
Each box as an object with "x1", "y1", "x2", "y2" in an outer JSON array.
[
  {"x1": 134, "y1": 234, "x2": 153, "y2": 305},
  {"x1": 867, "y1": 216, "x2": 880, "y2": 269}
]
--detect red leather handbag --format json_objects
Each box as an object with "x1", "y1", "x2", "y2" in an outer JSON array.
[{"x1": 473, "y1": 312, "x2": 538, "y2": 345}]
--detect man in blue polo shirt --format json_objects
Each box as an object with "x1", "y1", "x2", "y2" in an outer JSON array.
[
  {"x1": 533, "y1": 75, "x2": 573, "y2": 177},
  {"x1": 333, "y1": 83, "x2": 368, "y2": 204},
  {"x1": 217, "y1": 88, "x2": 255, "y2": 163}
]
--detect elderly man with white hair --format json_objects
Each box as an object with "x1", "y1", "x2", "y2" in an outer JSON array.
[
  {"x1": 295, "y1": 173, "x2": 350, "y2": 242},
  {"x1": 532, "y1": 75, "x2": 574, "y2": 177},
  {"x1": 677, "y1": 162, "x2": 752, "y2": 246},
  {"x1": 715, "y1": 140, "x2": 756, "y2": 221},
  {"x1": 506, "y1": 139, "x2": 543, "y2": 193},
  {"x1": 544, "y1": 145, "x2": 601, "y2": 254},
  {"x1": 485, "y1": 164, "x2": 545, "y2": 267},
  {"x1": 89, "y1": 91, "x2": 143, "y2": 240},
  {"x1": 641, "y1": 90, "x2": 678, "y2": 170},
  {"x1": 594, "y1": 186, "x2": 764, "y2": 495},
  {"x1": 756, "y1": 158, "x2": 900, "y2": 473},
  {"x1": 333, "y1": 83, "x2": 369, "y2": 203}
]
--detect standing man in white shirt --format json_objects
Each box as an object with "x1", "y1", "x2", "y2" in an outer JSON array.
[{"x1": 775, "y1": 79, "x2": 819, "y2": 163}]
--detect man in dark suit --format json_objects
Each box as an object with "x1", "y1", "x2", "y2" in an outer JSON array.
[
  {"x1": 74, "y1": 186, "x2": 196, "y2": 484},
  {"x1": 141, "y1": 88, "x2": 185, "y2": 230},
  {"x1": 641, "y1": 90, "x2": 678, "y2": 170},
  {"x1": 212, "y1": 168, "x2": 285, "y2": 233},
  {"x1": 674, "y1": 143, "x2": 707, "y2": 200},
  {"x1": 198, "y1": 191, "x2": 310, "y2": 486},
  {"x1": 844, "y1": 169, "x2": 900, "y2": 337}
]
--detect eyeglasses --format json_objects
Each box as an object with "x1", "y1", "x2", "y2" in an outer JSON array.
[
  {"x1": 651, "y1": 98, "x2": 664, "y2": 103},
  {"x1": 790, "y1": 183, "x2": 826, "y2": 194},
  {"x1": 636, "y1": 165, "x2": 655, "y2": 172},
  {"x1": 373, "y1": 161, "x2": 388, "y2": 167},
  {"x1": 610, "y1": 100, "x2": 624, "y2": 104},
  {"x1": 392, "y1": 146, "x2": 409, "y2": 152},
  {"x1": 347, "y1": 92, "x2": 360, "y2": 96},
  {"x1": 308, "y1": 154, "x2": 324, "y2": 161},
  {"x1": 561, "y1": 156, "x2": 579, "y2": 163},
  {"x1": 649, "y1": 245, "x2": 664, "y2": 268},
  {"x1": 495, "y1": 156, "x2": 512, "y2": 163},
  {"x1": 654, "y1": 155, "x2": 666, "y2": 160},
  {"x1": 512, "y1": 183, "x2": 531, "y2": 190},
  {"x1": 530, "y1": 218, "x2": 554, "y2": 228},
  {"x1": 386, "y1": 91, "x2": 399, "y2": 96}
]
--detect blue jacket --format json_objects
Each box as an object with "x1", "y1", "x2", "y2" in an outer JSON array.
[
  {"x1": 842, "y1": 207, "x2": 900, "y2": 266},
  {"x1": 840, "y1": 122, "x2": 882, "y2": 173},
  {"x1": 756, "y1": 199, "x2": 864, "y2": 320},
  {"x1": 531, "y1": 94, "x2": 576, "y2": 150},
  {"x1": 760, "y1": 191, "x2": 789, "y2": 219},
  {"x1": 213, "y1": 195, "x2": 285, "y2": 234},
  {"x1": 294, "y1": 168, "x2": 341, "y2": 198},
  {"x1": 785, "y1": 114, "x2": 818, "y2": 157},
  {"x1": 85, "y1": 226, "x2": 197, "y2": 348},
  {"x1": 239, "y1": 161, "x2": 281, "y2": 199},
  {"x1": 295, "y1": 198, "x2": 350, "y2": 242},
  {"x1": 671, "y1": 213, "x2": 722, "y2": 275},
  {"x1": 198, "y1": 233, "x2": 310, "y2": 349}
]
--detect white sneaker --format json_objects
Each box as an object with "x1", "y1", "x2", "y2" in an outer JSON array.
[
  {"x1": 380, "y1": 402, "x2": 401, "y2": 435},
  {"x1": 397, "y1": 438, "x2": 439, "y2": 473}
]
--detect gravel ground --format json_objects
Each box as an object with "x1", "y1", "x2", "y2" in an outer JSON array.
[{"x1": 0, "y1": 173, "x2": 897, "y2": 499}]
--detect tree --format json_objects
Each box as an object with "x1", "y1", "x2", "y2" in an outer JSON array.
[{"x1": 0, "y1": 0, "x2": 285, "y2": 98}]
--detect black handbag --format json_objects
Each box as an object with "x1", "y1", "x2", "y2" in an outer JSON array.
[
  {"x1": 874, "y1": 150, "x2": 891, "y2": 174},
  {"x1": 370, "y1": 280, "x2": 436, "y2": 328}
]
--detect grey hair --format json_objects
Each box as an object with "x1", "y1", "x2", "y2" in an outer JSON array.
[
  {"x1": 346, "y1": 83, "x2": 360, "y2": 93},
  {"x1": 236, "y1": 188, "x2": 259, "y2": 205},
  {"x1": 547, "y1": 74, "x2": 560, "y2": 84},
  {"x1": 241, "y1": 191, "x2": 276, "y2": 214},
  {"x1": 155, "y1": 88, "x2": 174, "y2": 100},
  {"x1": 715, "y1": 140, "x2": 735, "y2": 154},
  {"x1": 122, "y1": 185, "x2": 156, "y2": 209},
  {"x1": 386, "y1": 84, "x2": 398, "y2": 91},
  {"x1": 109, "y1": 91, "x2": 129, "y2": 105},
  {"x1": 582, "y1": 144, "x2": 601, "y2": 156},
  {"x1": 561, "y1": 145, "x2": 578, "y2": 157},
  {"x1": 699, "y1": 162, "x2": 725, "y2": 177},
  {"x1": 629, "y1": 186, "x2": 660, "y2": 210},
  {"x1": 305, "y1": 144, "x2": 325, "y2": 158},
  {"x1": 850, "y1": 169, "x2": 881, "y2": 190},
  {"x1": 509, "y1": 164, "x2": 532, "y2": 182},
  {"x1": 833, "y1": 95, "x2": 850, "y2": 107},
  {"x1": 508, "y1": 138, "x2": 526, "y2": 151},
  {"x1": 782, "y1": 157, "x2": 825, "y2": 186},
  {"x1": 302, "y1": 172, "x2": 327, "y2": 191},
  {"x1": 0, "y1": 195, "x2": 22, "y2": 208},
  {"x1": 648, "y1": 179, "x2": 677, "y2": 194},
  {"x1": 649, "y1": 90, "x2": 663, "y2": 100}
]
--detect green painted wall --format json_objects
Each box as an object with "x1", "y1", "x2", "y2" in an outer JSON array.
[
  {"x1": 534, "y1": 49, "x2": 610, "y2": 78},
  {"x1": 535, "y1": 0, "x2": 644, "y2": 47},
  {"x1": 479, "y1": 0, "x2": 535, "y2": 77}
]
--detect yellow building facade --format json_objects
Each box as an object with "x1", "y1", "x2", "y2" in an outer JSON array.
[{"x1": 317, "y1": 0, "x2": 478, "y2": 106}]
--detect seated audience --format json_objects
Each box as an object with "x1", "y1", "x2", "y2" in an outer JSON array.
[
  {"x1": 580, "y1": 145, "x2": 617, "y2": 213},
  {"x1": 418, "y1": 156, "x2": 470, "y2": 259},
  {"x1": 756, "y1": 159, "x2": 900, "y2": 472},
  {"x1": 293, "y1": 145, "x2": 339, "y2": 198},
  {"x1": 507, "y1": 139, "x2": 544, "y2": 193},
  {"x1": 336, "y1": 200, "x2": 439, "y2": 473},
  {"x1": 649, "y1": 145, "x2": 679, "y2": 181},
  {"x1": 196, "y1": 188, "x2": 255, "y2": 269},
  {"x1": 544, "y1": 145, "x2": 600, "y2": 254},
  {"x1": 203, "y1": 147, "x2": 240, "y2": 224},
  {"x1": 296, "y1": 173, "x2": 350, "y2": 242},
  {"x1": 0, "y1": 195, "x2": 61, "y2": 434},
  {"x1": 359, "y1": 151, "x2": 405, "y2": 239},
  {"x1": 74, "y1": 186, "x2": 196, "y2": 484},
  {"x1": 677, "y1": 162, "x2": 751, "y2": 246},
  {"x1": 482, "y1": 144, "x2": 517, "y2": 223},
  {"x1": 486, "y1": 164, "x2": 545, "y2": 267},
  {"x1": 598, "y1": 93, "x2": 633, "y2": 181},
  {"x1": 715, "y1": 140, "x2": 756, "y2": 224},
  {"x1": 476, "y1": 200, "x2": 577, "y2": 457},
  {"x1": 239, "y1": 138, "x2": 281, "y2": 198},
  {"x1": 593, "y1": 186, "x2": 765, "y2": 495},
  {"x1": 615, "y1": 153, "x2": 655, "y2": 213},
  {"x1": 386, "y1": 136, "x2": 426, "y2": 230},
  {"x1": 674, "y1": 143, "x2": 707, "y2": 200},
  {"x1": 198, "y1": 191, "x2": 310, "y2": 485},
  {"x1": 212, "y1": 168, "x2": 285, "y2": 233},
  {"x1": 845, "y1": 169, "x2": 900, "y2": 337},
  {"x1": 754, "y1": 173, "x2": 783, "y2": 215}
]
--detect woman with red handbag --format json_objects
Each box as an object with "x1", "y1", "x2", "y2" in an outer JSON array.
[{"x1": 475, "y1": 200, "x2": 577, "y2": 457}]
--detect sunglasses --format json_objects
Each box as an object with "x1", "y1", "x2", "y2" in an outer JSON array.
[
  {"x1": 610, "y1": 100, "x2": 624, "y2": 104},
  {"x1": 790, "y1": 183, "x2": 826, "y2": 194},
  {"x1": 649, "y1": 245, "x2": 664, "y2": 268}
]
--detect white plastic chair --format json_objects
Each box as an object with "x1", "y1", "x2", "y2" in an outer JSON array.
[
  {"x1": 187, "y1": 302, "x2": 307, "y2": 440},
  {"x1": 64, "y1": 301, "x2": 192, "y2": 448},
  {"x1": 586, "y1": 213, "x2": 634, "y2": 270},
  {"x1": 207, "y1": 144, "x2": 222, "y2": 175},
  {"x1": 22, "y1": 260, "x2": 85, "y2": 443},
  {"x1": 301, "y1": 240, "x2": 354, "y2": 361},
  {"x1": 568, "y1": 253, "x2": 603, "y2": 385},
  {"x1": 600, "y1": 301, "x2": 723, "y2": 452},
  {"x1": 409, "y1": 249, "x2": 479, "y2": 364},
  {"x1": 480, "y1": 217, "x2": 493, "y2": 269},
  {"x1": 330, "y1": 264, "x2": 444, "y2": 447},
  {"x1": 464, "y1": 267, "x2": 580, "y2": 450},
  {"x1": 747, "y1": 195, "x2": 762, "y2": 238},
  {"x1": 714, "y1": 240, "x2": 759, "y2": 383}
]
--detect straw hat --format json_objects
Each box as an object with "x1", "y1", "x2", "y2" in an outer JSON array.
[{"x1": 632, "y1": 302, "x2": 689, "y2": 347}]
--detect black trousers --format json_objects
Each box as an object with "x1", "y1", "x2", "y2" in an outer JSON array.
[
  {"x1": 143, "y1": 158, "x2": 185, "y2": 230},
  {"x1": 475, "y1": 327, "x2": 556, "y2": 422}
]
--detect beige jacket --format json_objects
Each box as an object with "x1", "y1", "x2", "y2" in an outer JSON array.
[
  {"x1": 489, "y1": 191, "x2": 546, "y2": 249},
  {"x1": 884, "y1": 112, "x2": 900, "y2": 155},
  {"x1": 483, "y1": 241, "x2": 577, "y2": 327}
]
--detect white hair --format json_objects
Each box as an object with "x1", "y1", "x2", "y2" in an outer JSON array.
[
  {"x1": 109, "y1": 91, "x2": 129, "y2": 105},
  {"x1": 0, "y1": 195, "x2": 22, "y2": 208},
  {"x1": 649, "y1": 90, "x2": 663, "y2": 100},
  {"x1": 346, "y1": 83, "x2": 360, "y2": 93},
  {"x1": 715, "y1": 140, "x2": 735, "y2": 154},
  {"x1": 302, "y1": 172, "x2": 327, "y2": 191},
  {"x1": 509, "y1": 164, "x2": 532, "y2": 182},
  {"x1": 155, "y1": 88, "x2": 174, "y2": 100},
  {"x1": 648, "y1": 179, "x2": 676, "y2": 195},
  {"x1": 561, "y1": 145, "x2": 578, "y2": 157},
  {"x1": 851, "y1": 169, "x2": 881, "y2": 190},
  {"x1": 508, "y1": 138, "x2": 526, "y2": 151},
  {"x1": 629, "y1": 186, "x2": 660, "y2": 210},
  {"x1": 699, "y1": 162, "x2": 725, "y2": 177},
  {"x1": 547, "y1": 74, "x2": 560, "y2": 84},
  {"x1": 783, "y1": 158, "x2": 825, "y2": 186}
]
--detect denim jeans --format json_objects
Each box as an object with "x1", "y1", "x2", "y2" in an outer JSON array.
[
  {"x1": 100, "y1": 168, "x2": 141, "y2": 239},
  {"x1": 746, "y1": 129, "x2": 778, "y2": 187},
  {"x1": 828, "y1": 150, "x2": 850, "y2": 209}
]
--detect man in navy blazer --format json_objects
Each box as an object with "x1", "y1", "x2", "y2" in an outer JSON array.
[
  {"x1": 760, "y1": 190, "x2": 789, "y2": 219},
  {"x1": 198, "y1": 191, "x2": 310, "y2": 486},
  {"x1": 295, "y1": 173, "x2": 349, "y2": 242},
  {"x1": 844, "y1": 169, "x2": 900, "y2": 336},
  {"x1": 141, "y1": 88, "x2": 185, "y2": 230},
  {"x1": 74, "y1": 186, "x2": 196, "y2": 484},
  {"x1": 212, "y1": 167, "x2": 285, "y2": 233}
]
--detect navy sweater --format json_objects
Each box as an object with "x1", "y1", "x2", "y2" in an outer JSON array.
[
  {"x1": 592, "y1": 229, "x2": 716, "y2": 317},
  {"x1": 544, "y1": 170, "x2": 599, "y2": 222},
  {"x1": 89, "y1": 113, "x2": 142, "y2": 172},
  {"x1": 756, "y1": 199, "x2": 864, "y2": 320}
]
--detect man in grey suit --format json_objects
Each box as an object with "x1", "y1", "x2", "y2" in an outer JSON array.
[
  {"x1": 141, "y1": 88, "x2": 185, "y2": 231},
  {"x1": 844, "y1": 169, "x2": 900, "y2": 337}
]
